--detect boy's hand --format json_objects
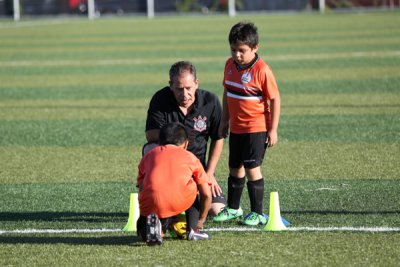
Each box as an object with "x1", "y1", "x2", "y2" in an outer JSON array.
[
  {"x1": 267, "y1": 130, "x2": 278, "y2": 147},
  {"x1": 197, "y1": 219, "x2": 205, "y2": 230}
]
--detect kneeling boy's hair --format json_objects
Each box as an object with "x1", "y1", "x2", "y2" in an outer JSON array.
[{"x1": 159, "y1": 122, "x2": 188, "y2": 146}]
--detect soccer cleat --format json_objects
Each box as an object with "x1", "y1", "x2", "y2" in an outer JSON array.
[
  {"x1": 213, "y1": 207, "x2": 243, "y2": 222},
  {"x1": 146, "y1": 212, "x2": 163, "y2": 245},
  {"x1": 187, "y1": 229, "x2": 211, "y2": 241},
  {"x1": 243, "y1": 212, "x2": 267, "y2": 226}
]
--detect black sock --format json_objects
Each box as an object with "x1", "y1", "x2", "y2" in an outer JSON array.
[
  {"x1": 185, "y1": 197, "x2": 200, "y2": 231},
  {"x1": 247, "y1": 179, "x2": 264, "y2": 215},
  {"x1": 227, "y1": 175, "x2": 245, "y2": 209}
]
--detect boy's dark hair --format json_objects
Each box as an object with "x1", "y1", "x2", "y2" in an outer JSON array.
[
  {"x1": 159, "y1": 122, "x2": 188, "y2": 146},
  {"x1": 169, "y1": 61, "x2": 197, "y2": 81},
  {"x1": 228, "y1": 21, "x2": 259, "y2": 49}
]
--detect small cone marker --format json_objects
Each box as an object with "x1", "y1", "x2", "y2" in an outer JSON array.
[
  {"x1": 263, "y1": 192, "x2": 287, "y2": 232},
  {"x1": 122, "y1": 193, "x2": 139, "y2": 232}
]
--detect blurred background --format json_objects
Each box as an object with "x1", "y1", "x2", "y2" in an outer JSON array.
[{"x1": 1, "y1": 0, "x2": 399, "y2": 18}]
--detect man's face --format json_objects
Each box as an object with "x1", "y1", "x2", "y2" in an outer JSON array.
[{"x1": 169, "y1": 71, "x2": 198, "y2": 109}]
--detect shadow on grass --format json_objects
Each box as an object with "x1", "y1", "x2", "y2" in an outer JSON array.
[
  {"x1": 0, "y1": 235, "x2": 147, "y2": 246},
  {"x1": 0, "y1": 212, "x2": 127, "y2": 223}
]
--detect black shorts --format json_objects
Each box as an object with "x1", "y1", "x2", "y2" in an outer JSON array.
[{"x1": 229, "y1": 132, "x2": 268, "y2": 169}]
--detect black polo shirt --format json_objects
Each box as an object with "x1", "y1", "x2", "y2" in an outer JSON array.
[{"x1": 146, "y1": 86, "x2": 223, "y2": 167}]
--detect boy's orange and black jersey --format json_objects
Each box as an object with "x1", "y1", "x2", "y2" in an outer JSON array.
[
  {"x1": 223, "y1": 54, "x2": 279, "y2": 134},
  {"x1": 146, "y1": 87, "x2": 223, "y2": 167},
  {"x1": 136, "y1": 145, "x2": 209, "y2": 218}
]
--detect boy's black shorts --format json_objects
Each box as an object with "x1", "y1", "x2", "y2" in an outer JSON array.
[{"x1": 229, "y1": 131, "x2": 268, "y2": 169}]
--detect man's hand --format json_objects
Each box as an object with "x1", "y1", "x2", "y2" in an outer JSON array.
[{"x1": 208, "y1": 173, "x2": 222, "y2": 197}]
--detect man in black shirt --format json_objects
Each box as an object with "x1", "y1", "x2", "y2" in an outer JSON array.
[{"x1": 145, "y1": 61, "x2": 226, "y2": 215}]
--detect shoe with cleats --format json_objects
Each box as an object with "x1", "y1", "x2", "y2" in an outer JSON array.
[
  {"x1": 243, "y1": 212, "x2": 267, "y2": 226},
  {"x1": 213, "y1": 207, "x2": 243, "y2": 222},
  {"x1": 187, "y1": 229, "x2": 211, "y2": 241},
  {"x1": 146, "y1": 212, "x2": 163, "y2": 245}
]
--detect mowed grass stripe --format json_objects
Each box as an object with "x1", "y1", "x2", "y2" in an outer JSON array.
[
  {"x1": 0, "y1": 147, "x2": 140, "y2": 184},
  {"x1": 1, "y1": 141, "x2": 399, "y2": 184},
  {"x1": 0, "y1": 180, "x2": 399, "y2": 229},
  {"x1": 0, "y1": 99, "x2": 148, "y2": 120},
  {"x1": 0, "y1": 114, "x2": 398, "y2": 146},
  {"x1": 1, "y1": 51, "x2": 399, "y2": 71},
  {"x1": 280, "y1": 77, "x2": 400, "y2": 94},
  {"x1": 0, "y1": 85, "x2": 160, "y2": 99},
  {"x1": 2, "y1": 44, "x2": 399, "y2": 61},
  {"x1": 1, "y1": 30, "x2": 399, "y2": 49},
  {"x1": 0, "y1": 93, "x2": 398, "y2": 120},
  {"x1": 0, "y1": 118, "x2": 146, "y2": 146},
  {"x1": 1, "y1": 13, "x2": 398, "y2": 43},
  {"x1": 1, "y1": 66, "x2": 398, "y2": 88},
  {"x1": 0, "y1": 232, "x2": 398, "y2": 266},
  {"x1": 1, "y1": 77, "x2": 399, "y2": 100},
  {"x1": 1, "y1": 20, "x2": 398, "y2": 47},
  {"x1": 1, "y1": 35, "x2": 399, "y2": 53},
  {"x1": 281, "y1": 113, "x2": 399, "y2": 142}
]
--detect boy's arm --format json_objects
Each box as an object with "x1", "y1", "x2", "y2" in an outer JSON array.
[
  {"x1": 197, "y1": 182, "x2": 212, "y2": 229},
  {"x1": 218, "y1": 88, "x2": 230, "y2": 138},
  {"x1": 268, "y1": 92, "x2": 281, "y2": 147}
]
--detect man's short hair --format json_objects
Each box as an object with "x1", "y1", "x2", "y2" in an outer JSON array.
[
  {"x1": 169, "y1": 61, "x2": 197, "y2": 81},
  {"x1": 229, "y1": 21, "x2": 259, "y2": 49},
  {"x1": 159, "y1": 122, "x2": 188, "y2": 146}
]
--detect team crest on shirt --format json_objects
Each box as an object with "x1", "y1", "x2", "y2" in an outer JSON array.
[
  {"x1": 241, "y1": 72, "x2": 252, "y2": 83},
  {"x1": 193, "y1": 116, "x2": 207, "y2": 132}
]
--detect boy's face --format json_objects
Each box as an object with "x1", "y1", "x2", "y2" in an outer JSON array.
[
  {"x1": 169, "y1": 71, "x2": 198, "y2": 109},
  {"x1": 230, "y1": 43, "x2": 259, "y2": 67}
]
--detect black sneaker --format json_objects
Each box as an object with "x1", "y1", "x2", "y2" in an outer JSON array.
[
  {"x1": 146, "y1": 212, "x2": 163, "y2": 245},
  {"x1": 187, "y1": 229, "x2": 211, "y2": 241}
]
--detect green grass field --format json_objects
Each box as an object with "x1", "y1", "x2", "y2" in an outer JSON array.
[{"x1": 1, "y1": 11, "x2": 400, "y2": 266}]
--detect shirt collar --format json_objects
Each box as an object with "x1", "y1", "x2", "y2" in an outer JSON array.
[{"x1": 234, "y1": 53, "x2": 259, "y2": 71}]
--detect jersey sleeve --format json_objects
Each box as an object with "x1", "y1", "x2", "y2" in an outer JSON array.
[
  {"x1": 264, "y1": 66, "x2": 279, "y2": 100},
  {"x1": 207, "y1": 94, "x2": 223, "y2": 141},
  {"x1": 145, "y1": 93, "x2": 166, "y2": 131}
]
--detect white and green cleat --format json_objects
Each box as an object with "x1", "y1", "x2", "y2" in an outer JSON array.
[
  {"x1": 213, "y1": 207, "x2": 243, "y2": 222},
  {"x1": 242, "y1": 212, "x2": 267, "y2": 226}
]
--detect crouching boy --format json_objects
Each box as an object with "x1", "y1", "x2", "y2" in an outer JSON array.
[{"x1": 136, "y1": 122, "x2": 212, "y2": 244}]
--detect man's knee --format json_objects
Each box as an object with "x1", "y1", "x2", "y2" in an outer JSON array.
[{"x1": 209, "y1": 202, "x2": 225, "y2": 216}]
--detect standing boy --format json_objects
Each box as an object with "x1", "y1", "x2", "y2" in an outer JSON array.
[
  {"x1": 214, "y1": 22, "x2": 281, "y2": 226},
  {"x1": 136, "y1": 122, "x2": 212, "y2": 244}
]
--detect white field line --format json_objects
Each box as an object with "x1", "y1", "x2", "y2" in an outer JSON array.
[
  {"x1": 1, "y1": 226, "x2": 400, "y2": 235},
  {"x1": 1, "y1": 51, "x2": 400, "y2": 67}
]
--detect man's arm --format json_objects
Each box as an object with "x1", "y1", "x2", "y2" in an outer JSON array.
[
  {"x1": 206, "y1": 138, "x2": 224, "y2": 197},
  {"x1": 145, "y1": 129, "x2": 160, "y2": 143}
]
